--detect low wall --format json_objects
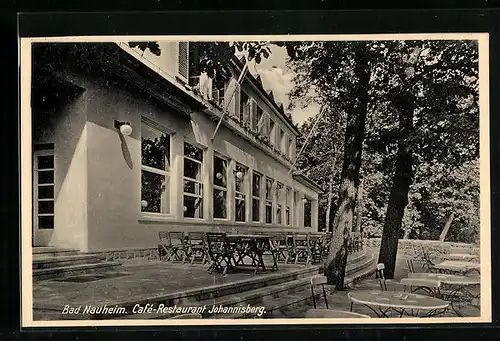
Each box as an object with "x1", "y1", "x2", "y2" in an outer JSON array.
[{"x1": 364, "y1": 238, "x2": 480, "y2": 257}]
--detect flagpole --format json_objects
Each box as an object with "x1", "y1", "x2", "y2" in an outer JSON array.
[
  {"x1": 210, "y1": 61, "x2": 249, "y2": 142},
  {"x1": 288, "y1": 105, "x2": 327, "y2": 175}
]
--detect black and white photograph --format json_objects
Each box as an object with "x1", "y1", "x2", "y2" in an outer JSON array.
[{"x1": 19, "y1": 34, "x2": 490, "y2": 326}]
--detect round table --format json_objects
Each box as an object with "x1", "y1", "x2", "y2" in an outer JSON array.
[
  {"x1": 406, "y1": 273, "x2": 480, "y2": 316},
  {"x1": 348, "y1": 290, "x2": 450, "y2": 318}
]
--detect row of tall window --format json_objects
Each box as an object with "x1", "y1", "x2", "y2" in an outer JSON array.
[{"x1": 140, "y1": 119, "x2": 312, "y2": 226}]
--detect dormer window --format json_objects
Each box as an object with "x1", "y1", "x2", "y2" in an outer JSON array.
[{"x1": 240, "y1": 90, "x2": 250, "y2": 125}]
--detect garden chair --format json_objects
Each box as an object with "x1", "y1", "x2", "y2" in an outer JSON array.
[
  {"x1": 305, "y1": 309, "x2": 370, "y2": 318},
  {"x1": 269, "y1": 233, "x2": 289, "y2": 264},
  {"x1": 158, "y1": 231, "x2": 170, "y2": 261},
  {"x1": 310, "y1": 275, "x2": 334, "y2": 309},
  {"x1": 293, "y1": 232, "x2": 312, "y2": 265},
  {"x1": 186, "y1": 232, "x2": 209, "y2": 264},
  {"x1": 167, "y1": 232, "x2": 189, "y2": 263},
  {"x1": 400, "y1": 278, "x2": 442, "y2": 297},
  {"x1": 311, "y1": 234, "x2": 327, "y2": 264},
  {"x1": 376, "y1": 263, "x2": 387, "y2": 291},
  {"x1": 206, "y1": 232, "x2": 234, "y2": 275}
]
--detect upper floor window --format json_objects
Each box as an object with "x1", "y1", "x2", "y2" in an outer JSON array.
[
  {"x1": 269, "y1": 119, "x2": 275, "y2": 146},
  {"x1": 288, "y1": 137, "x2": 294, "y2": 159},
  {"x1": 278, "y1": 128, "x2": 285, "y2": 153},
  {"x1": 240, "y1": 91, "x2": 250, "y2": 125},
  {"x1": 213, "y1": 155, "x2": 228, "y2": 219},
  {"x1": 141, "y1": 120, "x2": 171, "y2": 214},
  {"x1": 251, "y1": 103, "x2": 264, "y2": 132},
  {"x1": 183, "y1": 143, "x2": 204, "y2": 218}
]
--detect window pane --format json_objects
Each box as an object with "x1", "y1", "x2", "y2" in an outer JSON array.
[
  {"x1": 184, "y1": 196, "x2": 203, "y2": 218},
  {"x1": 252, "y1": 198, "x2": 260, "y2": 222},
  {"x1": 184, "y1": 180, "x2": 203, "y2": 195},
  {"x1": 38, "y1": 200, "x2": 54, "y2": 214},
  {"x1": 213, "y1": 156, "x2": 227, "y2": 187},
  {"x1": 141, "y1": 123, "x2": 170, "y2": 170},
  {"x1": 304, "y1": 199, "x2": 312, "y2": 227},
  {"x1": 184, "y1": 158, "x2": 202, "y2": 180},
  {"x1": 276, "y1": 205, "x2": 282, "y2": 224},
  {"x1": 184, "y1": 143, "x2": 203, "y2": 162},
  {"x1": 235, "y1": 165, "x2": 246, "y2": 193},
  {"x1": 252, "y1": 173, "x2": 261, "y2": 197},
  {"x1": 265, "y1": 179, "x2": 273, "y2": 200},
  {"x1": 38, "y1": 170, "x2": 54, "y2": 184},
  {"x1": 37, "y1": 155, "x2": 54, "y2": 169},
  {"x1": 235, "y1": 198, "x2": 245, "y2": 222},
  {"x1": 213, "y1": 189, "x2": 227, "y2": 219},
  {"x1": 38, "y1": 215, "x2": 54, "y2": 229},
  {"x1": 265, "y1": 204, "x2": 272, "y2": 224},
  {"x1": 286, "y1": 208, "x2": 290, "y2": 225},
  {"x1": 141, "y1": 170, "x2": 168, "y2": 213},
  {"x1": 38, "y1": 185, "x2": 54, "y2": 199}
]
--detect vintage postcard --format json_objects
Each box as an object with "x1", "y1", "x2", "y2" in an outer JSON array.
[{"x1": 20, "y1": 34, "x2": 491, "y2": 327}]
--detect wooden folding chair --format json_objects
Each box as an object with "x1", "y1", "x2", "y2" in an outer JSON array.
[
  {"x1": 293, "y1": 232, "x2": 312, "y2": 265},
  {"x1": 206, "y1": 232, "x2": 233, "y2": 275},
  {"x1": 310, "y1": 275, "x2": 333, "y2": 309},
  {"x1": 158, "y1": 231, "x2": 171, "y2": 261},
  {"x1": 312, "y1": 234, "x2": 327, "y2": 264},
  {"x1": 186, "y1": 232, "x2": 209, "y2": 264},
  {"x1": 167, "y1": 232, "x2": 189, "y2": 263},
  {"x1": 271, "y1": 233, "x2": 290, "y2": 264},
  {"x1": 376, "y1": 263, "x2": 387, "y2": 291}
]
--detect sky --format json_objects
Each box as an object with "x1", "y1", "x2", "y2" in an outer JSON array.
[{"x1": 237, "y1": 45, "x2": 320, "y2": 126}]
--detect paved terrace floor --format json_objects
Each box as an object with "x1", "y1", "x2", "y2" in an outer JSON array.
[{"x1": 33, "y1": 262, "x2": 308, "y2": 310}]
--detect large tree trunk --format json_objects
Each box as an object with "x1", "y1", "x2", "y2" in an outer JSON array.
[
  {"x1": 378, "y1": 96, "x2": 414, "y2": 279},
  {"x1": 352, "y1": 179, "x2": 364, "y2": 233},
  {"x1": 439, "y1": 212, "x2": 455, "y2": 242},
  {"x1": 324, "y1": 146, "x2": 338, "y2": 232},
  {"x1": 324, "y1": 43, "x2": 370, "y2": 290}
]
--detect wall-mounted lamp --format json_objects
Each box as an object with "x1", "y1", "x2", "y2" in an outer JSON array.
[
  {"x1": 302, "y1": 198, "x2": 309, "y2": 204},
  {"x1": 183, "y1": 206, "x2": 188, "y2": 212},
  {"x1": 114, "y1": 120, "x2": 133, "y2": 136},
  {"x1": 215, "y1": 172, "x2": 223, "y2": 180},
  {"x1": 233, "y1": 169, "x2": 245, "y2": 180},
  {"x1": 141, "y1": 200, "x2": 148, "y2": 208}
]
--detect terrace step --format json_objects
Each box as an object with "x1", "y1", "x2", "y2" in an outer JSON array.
[
  {"x1": 33, "y1": 262, "x2": 122, "y2": 281},
  {"x1": 115, "y1": 273, "x2": 326, "y2": 320},
  {"x1": 32, "y1": 247, "x2": 81, "y2": 257},
  {"x1": 33, "y1": 254, "x2": 105, "y2": 269}
]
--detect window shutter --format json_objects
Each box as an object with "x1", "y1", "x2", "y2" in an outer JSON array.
[
  {"x1": 259, "y1": 112, "x2": 268, "y2": 135},
  {"x1": 224, "y1": 78, "x2": 238, "y2": 115},
  {"x1": 178, "y1": 42, "x2": 189, "y2": 80},
  {"x1": 251, "y1": 100, "x2": 258, "y2": 130},
  {"x1": 243, "y1": 100, "x2": 251, "y2": 125}
]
